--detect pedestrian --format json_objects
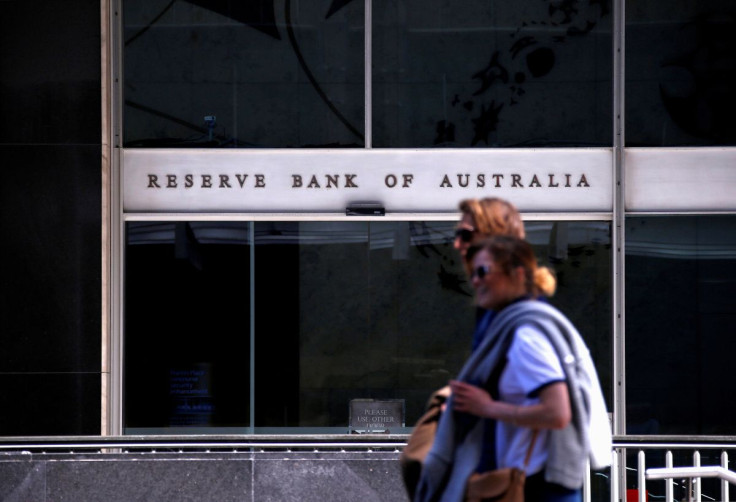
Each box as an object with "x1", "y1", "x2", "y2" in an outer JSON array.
[
  {"x1": 401, "y1": 198, "x2": 529, "y2": 497},
  {"x1": 414, "y1": 235, "x2": 611, "y2": 502},
  {"x1": 453, "y1": 198, "x2": 526, "y2": 350},
  {"x1": 454, "y1": 198, "x2": 526, "y2": 259}
]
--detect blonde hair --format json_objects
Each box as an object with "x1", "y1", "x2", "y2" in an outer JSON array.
[
  {"x1": 467, "y1": 235, "x2": 556, "y2": 298},
  {"x1": 533, "y1": 266, "x2": 557, "y2": 298},
  {"x1": 458, "y1": 198, "x2": 525, "y2": 240}
]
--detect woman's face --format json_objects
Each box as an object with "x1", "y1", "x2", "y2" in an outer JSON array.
[
  {"x1": 453, "y1": 213, "x2": 476, "y2": 258},
  {"x1": 470, "y1": 249, "x2": 525, "y2": 310}
]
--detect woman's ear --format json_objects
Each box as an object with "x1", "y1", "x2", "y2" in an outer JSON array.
[{"x1": 512, "y1": 265, "x2": 527, "y2": 288}]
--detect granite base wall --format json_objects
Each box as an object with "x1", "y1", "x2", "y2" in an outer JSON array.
[{"x1": 0, "y1": 451, "x2": 410, "y2": 502}]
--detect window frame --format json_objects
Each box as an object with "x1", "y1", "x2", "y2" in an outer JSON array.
[{"x1": 104, "y1": 0, "x2": 736, "y2": 438}]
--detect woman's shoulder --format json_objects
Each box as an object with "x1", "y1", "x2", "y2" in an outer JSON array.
[
  {"x1": 500, "y1": 298, "x2": 561, "y2": 321},
  {"x1": 511, "y1": 323, "x2": 557, "y2": 357},
  {"x1": 507, "y1": 324, "x2": 565, "y2": 380}
]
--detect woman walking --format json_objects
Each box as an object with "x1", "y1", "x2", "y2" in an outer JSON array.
[{"x1": 414, "y1": 236, "x2": 611, "y2": 502}]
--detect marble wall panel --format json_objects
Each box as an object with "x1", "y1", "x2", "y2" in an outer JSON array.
[
  {"x1": 0, "y1": 460, "x2": 46, "y2": 502},
  {"x1": 45, "y1": 455, "x2": 252, "y2": 502},
  {"x1": 253, "y1": 452, "x2": 408, "y2": 502},
  {"x1": 0, "y1": 452, "x2": 408, "y2": 502}
]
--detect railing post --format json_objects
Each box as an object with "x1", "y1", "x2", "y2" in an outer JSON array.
[
  {"x1": 693, "y1": 450, "x2": 700, "y2": 502},
  {"x1": 639, "y1": 450, "x2": 647, "y2": 502},
  {"x1": 722, "y1": 451, "x2": 730, "y2": 502},
  {"x1": 665, "y1": 450, "x2": 673, "y2": 502},
  {"x1": 611, "y1": 449, "x2": 620, "y2": 502}
]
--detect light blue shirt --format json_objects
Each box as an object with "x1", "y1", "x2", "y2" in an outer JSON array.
[{"x1": 496, "y1": 325, "x2": 565, "y2": 475}]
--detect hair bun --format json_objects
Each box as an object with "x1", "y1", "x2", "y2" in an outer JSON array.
[{"x1": 534, "y1": 266, "x2": 557, "y2": 297}]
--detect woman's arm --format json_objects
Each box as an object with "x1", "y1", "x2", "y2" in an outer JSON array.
[{"x1": 449, "y1": 379, "x2": 571, "y2": 430}]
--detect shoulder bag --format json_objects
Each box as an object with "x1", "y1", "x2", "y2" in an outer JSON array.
[
  {"x1": 464, "y1": 430, "x2": 538, "y2": 502},
  {"x1": 399, "y1": 385, "x2": 451, "y2": 499}
]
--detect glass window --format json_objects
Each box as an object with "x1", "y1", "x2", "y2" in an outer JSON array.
[
  {"x1": 124, "y1": 219, "x2": 611, "y2": 433},
  {"x1": 123, "y1": 1, "x2": 364, "y2": 148},
  {"x1": 372, "y1": 0, "x2": 612, "y2": 147},
  {"x1": 124, "y1": 222, "x2": 252, "y2": 429},
  {"x1": 626, "y1": 0, "x2": 736, "y2": 146},
  {"x1": 626, "y1": 216, "x2": 736, "y2": 434},
  {"x1": 122, "y1": 1, "x2": 612, "y2": 149}
]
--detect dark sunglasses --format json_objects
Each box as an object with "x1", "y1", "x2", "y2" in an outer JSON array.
[
  {"x1": 454, "y1": 227, "x2": 475, "y2": 243},
  {"x1": 471, "y1": 264, "x2": 492, "y2": 280}
]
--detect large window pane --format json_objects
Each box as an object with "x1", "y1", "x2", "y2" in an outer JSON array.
[
  {"x1": 626, "y1": 216, "x2": 736, "y2": 434},
  {"x1": 124, "y1": 222, "x2": 252, "y2": 430},
  {"x1": 254, "y1": 221, "x2": 474, "y2": 431},
  {"x1": 626, "y1": 0, "x2": 736, "y2": 146},
  {"x1": 373, "y1": 0, "x2": 612, "y2": 147},
  {"x1": 124, "y1": 220, "x2": 611, "y2": 433},
  {"x1": 123, "y1": 1, "x2": 364, "y2": 148}
]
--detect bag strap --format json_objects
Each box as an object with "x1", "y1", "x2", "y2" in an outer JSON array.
[{"x1": 522, "y1": 430, "x2": 539, "y2": 472}]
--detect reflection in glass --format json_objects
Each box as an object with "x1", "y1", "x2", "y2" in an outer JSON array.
[
  {"x1": 124, "y1": 222, "x2": 252, "y2": 430},
  {"x1": 626, "y1": 0, "x2": 736, "y2": 146},
  {"x1": 122, "y1": 0, "x2": 613, "y2": 149},
  {"x1": 124, "y1": 220, "x2": 611, "y2": 433},
  {"x1": 123, "y1": 1, "x2": 364, "y2": 148},
  {"x1": 626, "y1": 216, "x2": 736, "y2": 434},
  {"x1": 372, "y1": 0, "x2": 612, "y2": 147}
]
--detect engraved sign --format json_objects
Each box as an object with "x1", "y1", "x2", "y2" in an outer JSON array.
[
  {"x1": 123, "y1": 148, "x2": 612, "y2": 213},
  {"x1": 349, "y1": 399, "x2": 405, "y2": 434}
]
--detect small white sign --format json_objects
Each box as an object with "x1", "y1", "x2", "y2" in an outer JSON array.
[{"x1": 349, "y1": 399, "x2": 405, "y2": 434}]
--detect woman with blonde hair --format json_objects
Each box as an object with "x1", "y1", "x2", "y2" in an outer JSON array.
[
  {"x1": 454, "y1": 197, "x2": 527, "y2": 351},
  {"x1": 454, "y1": 198, "x2": 526, "y2": 260},
  {"x1": 415, "y1": 235, "x2": 611, "y2": 502}
]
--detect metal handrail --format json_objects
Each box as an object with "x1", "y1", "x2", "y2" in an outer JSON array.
[
  {"x1": 646, "y1": 466, "x2": 736, "y2": 502},
  {"x1": 647, "y1": 466, "x2": 736, "y2": 484},
  {"x1": 0, "y1": 434, "x2": 409, "y2": 452},
  {"x1": 3, "y1": 434, "x2": 736, "y2": 451}
]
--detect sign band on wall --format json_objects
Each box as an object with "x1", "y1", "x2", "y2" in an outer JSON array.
[{"x1": 123, "y1": 148, "x2": 613, "y2": 213}]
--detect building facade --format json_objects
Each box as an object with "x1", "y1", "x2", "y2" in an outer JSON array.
[{"x1": 2, "y1": 0, "x2": 736, "y2": 498}]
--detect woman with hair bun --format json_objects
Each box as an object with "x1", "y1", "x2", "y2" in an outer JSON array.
[
  {"x1": 414, "y1": 235, "x2": 611, "y2": 502},
  {"x1": 454, "y1": 197, "x2": 527, "y2": 351}
]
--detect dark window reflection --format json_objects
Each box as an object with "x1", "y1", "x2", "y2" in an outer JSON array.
[
  {"x1": 125, "y1": 220, "x2": 611, "y2": 433},
  {"x1": 626, "y1": 216, "x2": 736, "y2": 434},
  {"x1": 373, "y1": 0, "x2": 612, "y2": 147},
  {"x1": 123, "y1": 1, "x2": 364, "y2": 148},
  {"x1": 122, "y1": 0, "x2": 613, "y2": 149},
  {"x1": 124, "y1": 222, "x2": 252, "y2": 430},
  {"x1": 626, "y1": 0, "x2": 736, "y2": 146}
]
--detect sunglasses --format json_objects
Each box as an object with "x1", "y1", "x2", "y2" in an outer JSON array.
[
  {"x1": 454, "y1": 227, "x2": 475, "y2": 243},
  {"x1": 471, "y1": 264, "x2": 493, "y2": 280}
]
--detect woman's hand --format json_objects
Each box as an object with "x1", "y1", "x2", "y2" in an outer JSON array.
[{"x1": 449, "y1": 380, "x2": 494, "y2": 418}]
